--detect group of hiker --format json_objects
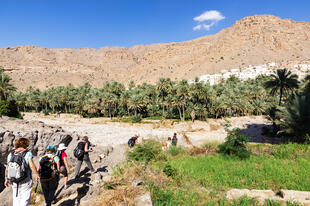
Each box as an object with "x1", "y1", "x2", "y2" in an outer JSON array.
[
  {"x1": 4, "y1": 136, "x2": 95, "y2": 206},
  {"x1": 127, "y1": 133, "x2": 178, "y2": 150},
  {"x1": 5, "y1": 133, "x2": 178, "y2": 206}
]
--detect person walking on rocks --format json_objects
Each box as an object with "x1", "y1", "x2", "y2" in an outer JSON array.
[
  {"x1": 74, "y1": 136, "x2": 95, "y2": 178},
  {"x1": 5, "y1": 138, "x2": 40, "y2": 206},
  {"x1": 57, "y1": 143, "x2": 70, "y2": 189},
  {"x1": 38, "y1": 145, "x2": 60, "y2": 206}
]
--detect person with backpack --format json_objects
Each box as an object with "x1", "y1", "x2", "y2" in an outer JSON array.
[
  {"x1": 38, "y1": 145, "x2": 60, "y2": 206},
  {"x1": 172, "y1": 133, "x2": 178, "y2": 146},
  {"x1": 128, "y1": 134, "x2": 139, "y2": 148},
  {"x1": 5, "y1": 137, "x2": 40, "y2": 206},
  {"x1": 74, "y1": 136, "x2": 95, "y2": 179},
  {"x1": 57, "y1": 143, "x2": 70, "y2": 189}
]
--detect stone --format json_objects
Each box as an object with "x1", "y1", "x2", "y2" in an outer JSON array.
[
  {"x1": 280, "y1": 190, "x2": 310, "y2": 201},
  {"x1": 101, "y1": 175, "x2": 113, "y2": 182},
  {"x1": 134, "y1": 192, "x2": 153, "y2": 206},
  {"x1": 226, "y1": 189, "x2": 275, "y2": 201},
  {"x1": 226, "y1": 189, "x2": 250, "y2": 200}
]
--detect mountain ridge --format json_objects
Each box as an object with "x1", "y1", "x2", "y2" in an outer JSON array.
[{"x1": 1, "y1": 14, "x2": 310, "y2": 90}]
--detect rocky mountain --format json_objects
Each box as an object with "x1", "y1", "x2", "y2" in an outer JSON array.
[{"x1": 1, "y1": 15, "x2": 310, "y2": 90}]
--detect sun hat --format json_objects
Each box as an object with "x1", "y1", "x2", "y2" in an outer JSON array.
[
  {"x1": 57, "y1": 143, "x2": 67, "y2": 151},
  {"x1": 46, "y1": 144, "x2": 55, "y2": 150}
]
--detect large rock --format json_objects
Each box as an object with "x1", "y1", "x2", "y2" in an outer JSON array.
[
  {"x1": 280, "y1": 190, "x2": 310, "y2": 202},
  {"x1": 134, "y1": 192, "x2": 153, "y2": 206},
  {"x1": 226, "y1": 189, "x2": 275, "y2": 202}
]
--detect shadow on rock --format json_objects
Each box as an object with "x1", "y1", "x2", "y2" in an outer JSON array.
[
  {"x1": 58, "y1": 183, "x2": 90, "y2": 206},
  {"x1": 96, "y1": 165, "x2": 108, "y2": 173}
]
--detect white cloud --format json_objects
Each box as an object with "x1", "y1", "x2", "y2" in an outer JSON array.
[
  {"x1": 194, "y1": 10, "x2": 225, "y2": 22},
  {"x1": 193, "y1": 10, "x2": 225, "y2": 31},
  {"x1": 193, "y1": 24, "x2": 202, "y2": 31}
]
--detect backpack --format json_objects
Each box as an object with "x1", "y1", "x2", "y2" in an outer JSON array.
[
  {"x1": 73, "y1": 142, "x2": 85, "y2": 159},
  {"x1": 56, "y1": 150, "x2": 64, "y2": 166},
  {"x1": 7, "y1": 150, "x2": 29, "y2": 184},
  {"x1": 128, "y1": 137, "x2": 137, "y2": 148},
  {"x1": 39, "y1": 155, "x2": 56, "y2": 180},
  {"x1": 172, "y1": 137, "x2": 177, "y2": 145}
]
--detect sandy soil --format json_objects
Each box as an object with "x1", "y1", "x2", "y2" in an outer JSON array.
[{"x1": 23, "y1": 113, "x2": 271, "y2": 147}]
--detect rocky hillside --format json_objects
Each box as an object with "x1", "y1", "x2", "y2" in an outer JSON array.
[{"x1": 1, "y1": 15, "x2": 310, "y2": 90}]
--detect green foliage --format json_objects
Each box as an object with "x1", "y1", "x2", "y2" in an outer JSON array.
[
  {"x1": 277, "y1": 93, "x2": 310, "y2": 142},
  {"x1": 264, "y1": 68, "x2": 299, "y2": 106},
  {"x1": 127, "y1": 139, "x2": 163, "y2": 162},
  {"x1": 167, "y1": 146, "x2": 185, "y2": 156},
  {"x1": 219, "y1": 128, "x2": 251, "y2": 159},
  {"x1": 0, "y1": 100, "x2": 10, "y2": 115},
  {"x1": 0, "y1": 100, "x2": 22, "y2": 118},
  {"x1": 131, "y1": 114, "x2": 142, "y2": 123},
  {"x1": 12, "y1": 75, "x2": 279, "y2": 121},
  {"x1": 163, "y1": 164, "x2": 177, "y2": 177},
  {"x1": 265, "y1": 199, "x2": 282, "y2": 206}
]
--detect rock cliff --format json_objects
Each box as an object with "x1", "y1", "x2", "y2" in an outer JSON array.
[{"x1": 1, "y1": 15, "x2": 309, "y2": 90}]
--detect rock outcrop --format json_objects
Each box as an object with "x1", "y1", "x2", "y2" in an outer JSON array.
[{"x1": 1, "y1": 15, "x2": 310, "y2": 90}]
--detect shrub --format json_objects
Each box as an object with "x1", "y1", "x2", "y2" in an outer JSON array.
[
  {"x1": 127, "y1": 139, "x2": 162, "y2": 162},
  {"x1": 167, "y1": 146, "x2": 185, "y2": 156},
  {"x1": 218, "y1": 128, "x2": 251, "y2": 159},
  {"x1": 163, "y1": 164, "x2": 177, "y2": 178},
  {"x1": 277, "y1": 93, "x2": 310, "y2": 143},
  {"x1": 131, "y1": 114, "x2": 142, "y2": 123},
  {"x1": 0, "y1": 100, "x2": 22, "y2": 118}
]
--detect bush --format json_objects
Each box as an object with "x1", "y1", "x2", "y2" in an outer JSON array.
[
  {"x1": 218, "y1": 128, "x2": 251, "y2": 159},
  {"x1": 277, "y1": 93, "x2": 310, "y2": 143},
  {"x1": 0, "y1": 100, "x2": 22, "y2": 118},
  {"x1": 127, "y1": 139, "x2": 163, "y2": 162},
  {"x1": 163, "y1": 164, "x2": 177, "y2": 177},
  {"x1": 167, "y1": 146, "x2": 185, "y2": 156},
  {"x1": 131, "y1": 114, "x2": 142, "y2": 123}
]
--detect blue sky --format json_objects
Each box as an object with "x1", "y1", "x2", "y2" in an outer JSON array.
[{"x1": 1, "y1": 0, "x2": 310, "y2": 48}]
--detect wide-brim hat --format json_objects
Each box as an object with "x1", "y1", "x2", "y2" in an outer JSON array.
[{"x1": 57, "y1": 143, "x2": 67, "y2": 150}]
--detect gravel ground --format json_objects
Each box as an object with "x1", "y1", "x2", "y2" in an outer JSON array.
[{"x1": 23, "y1": 113, "x2": 271, "y2": 147}]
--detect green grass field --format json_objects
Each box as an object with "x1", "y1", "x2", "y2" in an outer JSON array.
[{"x1": 140, "y1": 143, "x2": 310, "y2": 205}]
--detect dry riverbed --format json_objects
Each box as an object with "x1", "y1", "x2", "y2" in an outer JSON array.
[{"x1": 23, "y1": 113, "x2": 271, "y2": 147}]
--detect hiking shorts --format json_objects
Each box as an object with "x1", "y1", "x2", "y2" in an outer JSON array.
[{"x1": 60, "y1": 166, "x2": 68, "y2": 177}]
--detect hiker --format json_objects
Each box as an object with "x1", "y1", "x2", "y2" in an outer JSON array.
[
  {"x1": 162, "y1": 137, "x2": 172, "y2": 150},
  {"x1": 5, "y1": 138, "x2": 40, "y2": 206},
  {"x1": 38, "y1": 145, "x2": 60, "y2": 206},
  {"x1": 128, "y1": 134, "x2": 139, "y2": 148},
  {"x1": 57, "y1": 143, "x2": 70, "y2": 189},
  {"x1": 172, "y1": 133, "x2": 178, "y2": 146},
  {"x1": 74, "y1": 136, "x2": 95, "y2": 179}
]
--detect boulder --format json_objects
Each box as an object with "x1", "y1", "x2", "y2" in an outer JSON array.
[
  {"x1": 280, "y1": 190, "x2": 310, "y2": 201},
  {"x1": 226, "y1": 189, "x2": 275, "y2": 202},
  {"x1": 134, "y1": 192, "x2": 153, "y2": 206}
]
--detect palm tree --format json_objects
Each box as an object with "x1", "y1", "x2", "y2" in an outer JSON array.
[
  {"x1": 277, "y1": 93, "x2": 310, "y2": 142},
  {"x1": 156, "y1": 78, "x2": 172, "y2": 116},
  {"x1": 264, "y1": 68, "x2": 299, "y2": 106},
  {"x1": 0, "y1": 73, "x2": 16, "y2": 101}
]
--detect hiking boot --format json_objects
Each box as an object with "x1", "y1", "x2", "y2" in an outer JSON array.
[{"x1": 64, "y1": 184, "x2": 69, "y2": 189}]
